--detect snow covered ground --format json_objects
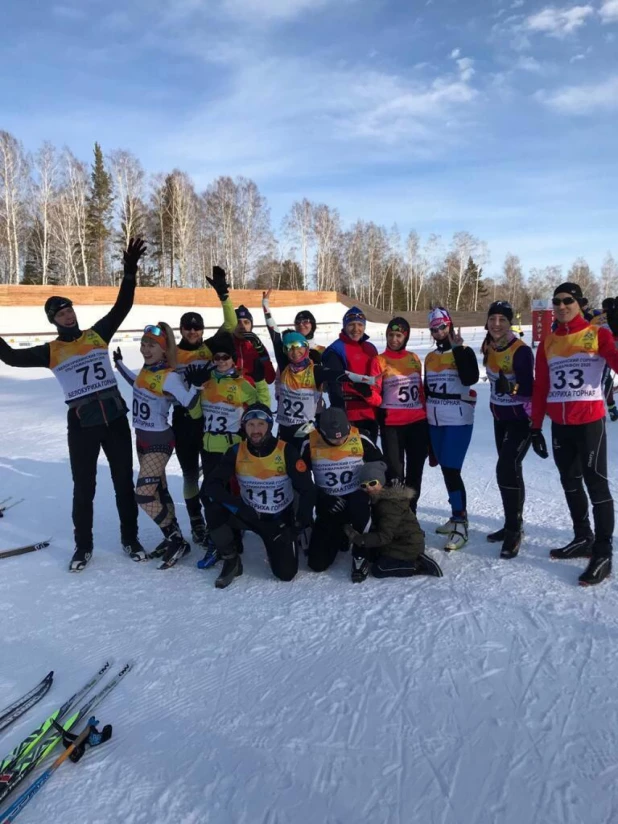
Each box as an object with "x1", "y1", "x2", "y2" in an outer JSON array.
[{"x1": 1, "y1": 311, "x2": 618, "y2": 824}]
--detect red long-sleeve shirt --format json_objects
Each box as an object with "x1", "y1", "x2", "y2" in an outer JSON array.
[{"x1": 531, "y1": 314, "x2": 618, "y2": 427}]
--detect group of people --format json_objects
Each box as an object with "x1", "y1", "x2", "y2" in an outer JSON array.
[{"x1": 1, "y1": 238, "x2": 617, "y2": 588}]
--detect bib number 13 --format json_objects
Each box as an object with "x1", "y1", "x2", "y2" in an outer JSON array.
[
  {"x1": 76, "y1": 361, "x2": 107, "y2": 386},
  {"x1": 552, "y1": 368, "x2": 584, "y2": 390}
]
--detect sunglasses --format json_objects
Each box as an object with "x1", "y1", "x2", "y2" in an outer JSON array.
[
  {"x1": 284, "y1": 341, "x2": 307, "y2": 351},
  {"x1": 552, "y1": 297, "x2": 576, "y2": 307},
  {"x1": 182, "y1": 323, "x2": 204, "y2": 332},
  {"x1": 213, "y1": 353, "x2": 232, "y2": 362},
  {"x1": 243, "y1": 410, "x2": 272, "y2": 423},
  {"x1": 360, "y1": 479, "x2": 381, "y2": 489},
  {"x1": 430, "y1": 324, "x2": 449, "y2": 332}
]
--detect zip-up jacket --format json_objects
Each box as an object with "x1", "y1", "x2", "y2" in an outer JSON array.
[
  {"x1": 531, "y1": 314, "x2": 618, "y2": 428},
  {"x1": 322, "y1": 332, "x2": 381, "y2": 422},
  {"x1": 377, "y1": 348, "x2": 426, "y2": 426}
]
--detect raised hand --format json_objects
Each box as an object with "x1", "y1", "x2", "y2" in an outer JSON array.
[
  {"x1": 123, "y1": 237, "x2": 147, "y2": 277},
  {"x1": 112, "y1": 347, "x2": 123, "y2": 365},
  {"x1": 184, "y1": 364, "x2": 211, "y2": 388},
  {"x1": 206, "y1": 266, "x2": 230, "y2": 301},
  {"x1": 449, "y1": 326, "x2": 464, "y2": 348}
]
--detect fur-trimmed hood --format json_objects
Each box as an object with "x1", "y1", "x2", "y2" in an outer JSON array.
[{"x1": 373, "y1": 485, "x2": 417, "y2": 502}]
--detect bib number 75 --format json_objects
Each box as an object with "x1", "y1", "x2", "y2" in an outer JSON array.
[{"x1": 75, "y1": 361, "x2": 107, "y2": 386}]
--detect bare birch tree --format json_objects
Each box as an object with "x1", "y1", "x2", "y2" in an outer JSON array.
[
  {"x1": 282, "y1": 199, "x2": 314, "y2": 289},
  {"x1": 0, "y1": 131, "x2": 29, "y2": 283},
  {"x1": 30, "y1": 142, "x2": 59, "y2": 285}
]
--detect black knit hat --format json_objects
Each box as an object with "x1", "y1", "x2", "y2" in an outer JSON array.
[
  {"x1": 487, "y1": 301, "x2": 513, "y2": 324},
  {"x1": 554, "y1": 282, "x2": 584, "y2": 303},
  {"x1": 386, "y1": 316, "x2": 410, "y2": 347},
  {"x1": 235, "y1": 305, "x2": 254, "y2": 326},
  {"x1": 180, "y1": 311, "x2": 204, "y2": 330},
  {"x1": 44, "y1": 296, "x2": 73, "y2": 324},
  {"x1": 295, "y1": 310, "x2": 317, "y2": 337},
  {"x1": 209, "y1": 332, "x2": 237, "y2": 360}
]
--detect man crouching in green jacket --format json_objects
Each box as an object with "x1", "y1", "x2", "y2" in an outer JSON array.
[{"x1": 344, "y1": 462, "x2": 443, "y2": 579}]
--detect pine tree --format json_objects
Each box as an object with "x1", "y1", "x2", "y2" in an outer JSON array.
[{"x1": 86, "y1": 143, "x2": 114, "y2": 284}]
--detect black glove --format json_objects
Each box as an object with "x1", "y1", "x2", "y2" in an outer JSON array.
[
  {"x1": 243, "y1": 332, "x2": 267, "y2": 357},
  {"x1": 343, "y1": 523, "x2": 363, "y2": 545},
  {"x1": 205, "y1": 266, "x2": 230, "y2": 301},
  {"x1": 354, "y1": 383, "x2": 372, "y2": 398},
  {"x1": 251, "y1": 357, "x2": 265, "y2": 383},
  {"x1": 606, "y1": 298, "x2": 618, "y2": 336},
  {"x1": 495, "y1": 369, "x2": 512, "y2": 395},
  {"x1": 327, "y1": 496, "x2": 346, "y2": 515},
  {"x1": 530, "y1": 429, "x2": 548, "y2": 459},
  {"x1": 112, "y1": 347, "x2": 123, "y2": 365},
  {"x1": 123, "y1": 237, "x2": 147, "y2": 278},
  {"x1": 184, "y1": 364, "x2": 211, "y2": 387}
]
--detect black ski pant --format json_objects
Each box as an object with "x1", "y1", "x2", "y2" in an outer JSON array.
[
  {"x1": 307, "y1": 490, "x2": 370, "y2": 572},
  {"x1": 67, "y1": 414, "x2": 138, "y2": 551},
  {"x1": 380, "y1": 419, "x2": 429, "y2": 510},
  {"x1": 172, "y1": 406, "x2": 204, "y2": 521},
  {"x1": 551, "y1": 419, "x2": 614, "y2": 553},
  {"x1": 204, "y1": 503, "x2": 298, "y2": 581},
  {"x1": 493, "y1": 419, "x2": 531, "y2": 532}
]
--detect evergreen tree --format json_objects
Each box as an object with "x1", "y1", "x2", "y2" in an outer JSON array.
[{"x1": 86, "y1": 143, "x2": 114, "y2": 284}]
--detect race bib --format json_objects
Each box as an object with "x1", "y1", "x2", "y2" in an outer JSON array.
[
  {"x1": 381, "y1": 373, "x2": 423, "y2": 411},
  {"x1": 425, "y1": 369, "x2": 462, "y2": 397},
  {"x1": 313, "y1": 457, "x2": 362, "y2": 496},
  {"x1": 53, "y1": 350, "x2": 116, "y2": 402},
  {"x1": 238, "y1": 474, "x2": 294, "y2": 514},
  {"x1": 277, "y1": 385, "x2": 318, "y2": 426},
  {"x1": 547, "y1": 355, "x2": 605, "y2": 403},
  {"x1": 132, "y1": 385, "x2": 172, "y2": 431},
  {"x1": 201, "y1": 401, "x2": 243, "y2": 435}
]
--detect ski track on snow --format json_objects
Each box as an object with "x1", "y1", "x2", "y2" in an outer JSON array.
[{"x1": 2, "y1": 338, "x2": 618, "y2": 823}]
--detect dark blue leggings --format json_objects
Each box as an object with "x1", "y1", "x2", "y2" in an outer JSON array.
[{"x1": 429, "y1": 424, "x2": 473, "y2": 519}]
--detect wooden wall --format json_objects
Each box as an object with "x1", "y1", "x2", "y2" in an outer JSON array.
[{"x1": 0, "y1": 286, "x2": 338, "y2": 308}]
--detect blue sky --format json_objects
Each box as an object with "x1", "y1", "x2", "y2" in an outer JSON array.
[{"x1": 1, "y1": 0, "x2": 617, "y2": 278}]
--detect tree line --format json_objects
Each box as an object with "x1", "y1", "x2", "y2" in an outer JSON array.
[{"x1": 1, "y1": 130, "x2": 617, "y2": 312}]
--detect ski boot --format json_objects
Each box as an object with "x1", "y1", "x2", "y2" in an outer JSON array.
[
  {"x1": 148, "y1": 538, "x2": 168, "y2": 560},
  {"x1": 500, "y1": 530, "x2": 521, "y2": 559},
  {"x1": 122, "y1": 539, "x2": 148, "y2": 562},
  {"x1": 190, "y1": 517, "x2": 209, "y2": 546},
  {"x1": 444, "y1": 521, "x2": 468, "y2": 552},
  {"x1": 436, "y1": 518, "x2": 457, "y2": 535},
  {"x1": 69, "y1": 546, "x2": 92, "y2": 573},
  {"x1": 351, "y1": 554, "x2": 370, "y2": 583},
  {"x1": 487, "y1": 527, "x2": 505, "y2": 543},
  {"x1": 158, "y1": 522, "x2": 191, "y2": 570},
  {"x1": 609, "y1": 404, "x2": 618, "y2": 422},
  {"x1": 197, "y1": 537, "x2": 220, "y2": 570},
  {"x1": 579, "y1": 555, "x2": 612, "y2": 586},
  {"x1": 215, "y1": 555, "x2": 243, "y2": 589},
  {"x1": 549, "y1": 533, "x2": 594, "y2": 560}
]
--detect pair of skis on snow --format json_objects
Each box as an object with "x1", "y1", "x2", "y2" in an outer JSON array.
[
  {"x1": 0, "y1": 660, "x2": 131, "y2": 822},
  {"x1": 0, "y1": 498, "x2": 51, "y2": 561}
]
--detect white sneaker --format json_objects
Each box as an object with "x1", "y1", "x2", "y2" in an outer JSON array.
[{"x1": 444, "y1": 521, "x2": 468, "y2": 552}]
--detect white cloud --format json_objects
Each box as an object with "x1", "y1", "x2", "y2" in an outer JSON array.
[
  {"x1": 511, "y1": 0, "x2": 525, "y2": 7},
  {"x1": 600, "y1": 0, "x2": 618, "y2": 23},
  {"x1": 450, "y1": 47, "x2": 461, "y2": 58},
  {"x1": 456, "y1": 57, "x2": 475, "y2": 81},
  {"x1": 525, "y1": 5, "x2": 594, "y2": 37},
  {"x1": 537, "y1": 75, "x2": 618, "y2": 113},
  {"x1": 569, "y1": 52, "x2": 585, "y2": 61},
  {"x1": 515, "y1": 55, "x2": 542, "y2": 71},
  {"x1": 221, "y1": 0, "x2": 334, "y2": 21}
]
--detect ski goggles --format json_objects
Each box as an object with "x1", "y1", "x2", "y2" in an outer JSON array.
[
  {"x1": 552, "y1": 296, "x2": 577, "y2": 307},
  {"x1": 143, "y1": 325, "x2": 167, "y2": 345},
  {"x1": 430, "y1": 323, "x2": 449, "y2": 332},
  {"x1": 283, "y1": 341, "x2": 308, "y2": 351},
  {"x1": 345, "y1": 313, "x2": 366, "y2": 325},
  {"x1": 360, "y1": 479, "x2": 381, "y2": 489},
  {"x1": 242, "y1": 409, "x2": 273, "y2": 424},
  {"x1": 388, "y1": 324, "x2": 408, "y2": 333}
]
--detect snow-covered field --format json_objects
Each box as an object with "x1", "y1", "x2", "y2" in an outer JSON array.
[{"x1": 1, "y1": 308, "x2": 617, "y2": 824}]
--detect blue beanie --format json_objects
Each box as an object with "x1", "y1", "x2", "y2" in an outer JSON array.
[
  {"x1": 343, "y1": 307, "x2": 366, "y2": 328},
  {"x1": 235, "y1": 305, "x2": 253, "y2": 325},
  {"x1": 282, "y1": 330, "x2": 309, "y2": 348}
]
